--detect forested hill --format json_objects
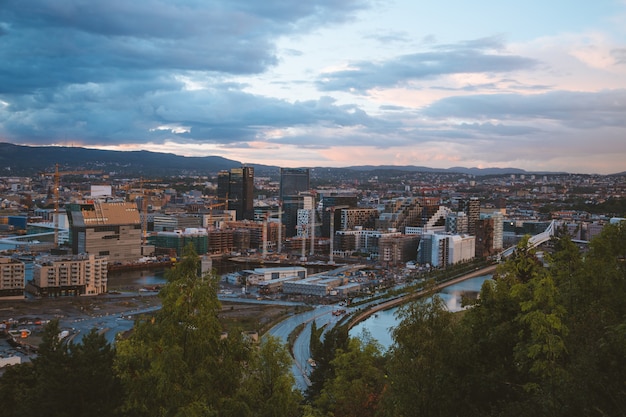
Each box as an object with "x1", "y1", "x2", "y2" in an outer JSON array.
[{"x1": 0, "y1": 142, "x2": 255, "y2": 177}]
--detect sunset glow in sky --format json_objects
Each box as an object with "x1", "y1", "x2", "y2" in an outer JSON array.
[{"x1": 1, "y1": 0, "x2": 626, "y2": 174}]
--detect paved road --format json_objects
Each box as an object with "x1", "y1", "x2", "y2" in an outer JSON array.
[{"x1": 267, "y1": 304, "x2": 338, "y2": 392}]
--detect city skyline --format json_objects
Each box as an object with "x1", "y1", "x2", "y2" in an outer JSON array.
[{"x1": 1, "y1": 1, "x2": 625, "y2": 174}]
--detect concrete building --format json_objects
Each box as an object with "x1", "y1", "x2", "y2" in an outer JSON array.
[
  {"x1": 340, "y1": 208, "x2": 379, "y2": 231},
  {"x1": 244, "y1": 266, "x2": 307, "y2": 285},
  {"x1": 448, "y1": 234, "x2": 476, "y2": 264},
  {"x1": 446, "y1": 211, "x2": 468, "y2": 234},
  {"x1": 475, "y1": 212, "x2": 504, "y2": 258},
  {"x1": 282, "y1": 276, "x2": 347, "y2": 297},
  {"x1": 66, "y1": 200, "x2": 142, "y2": 263},
  {"x1": 150, "y1": 228, "x2": 209, "y2": 257},
  {"x1": 0, "y1": 257, "x2": 25, "y2": 299},
  {"x1": 31, "y1": 254, "x2": 108, "y2": 297},
  {"x1": 460, "y1": 197, "x2": 481, "y2": 235},
  {"x1": 378, "y1": 234, "x2": 420, "y2": 264},
  {"x1": 321, "y1": 194, "x2": 358, "y2": 237},
  {"x1": 153, "y1": 214, "x2": 202, "y2": 232}
]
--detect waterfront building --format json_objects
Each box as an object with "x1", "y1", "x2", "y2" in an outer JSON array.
[
  {"x1": 66, "y1": 200, "x2": 142, "y2": 263},
  {"x1": 31, "y1": 254, "x2": 108, "y2": 296},
  {"x1": 244, "y1": 266, "x2": 307, "y2": 285},
  {"x1": 378, "y1": 234, "x2": 420, "y2": 264},
  {"x1": 0, "y1": 257, "x2": 25, "y2": 299},
  {"x1": 418, "y1": 232, "x2": 476, "y2": 267},
  {"x1": 150, "y1": 228, "x2": 209, "y2": 257}
]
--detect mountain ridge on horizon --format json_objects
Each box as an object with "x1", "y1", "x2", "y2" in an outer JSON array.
[{"x1": 0, "y1": 142, "x2": 606, "y2": 177}]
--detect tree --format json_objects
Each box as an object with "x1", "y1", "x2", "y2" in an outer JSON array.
[
  {"x1": 235, "y1": 336, "x2": 302, "y2": 417},
  {"x1": 384, "y1": 295, "x2": 463, "y2": 417},
  {"x1": 0, "y1": 320, "x2": 122, "y2": 417},
  {"x1": 315, "y1": 334, "x2": 386, "y2": 417},
  {"x1": 115, "y1": 243, "x2": 248, "y2": 416},
  {"x1": 69, "y1": 329, "x2": 123, "y2": 417}
]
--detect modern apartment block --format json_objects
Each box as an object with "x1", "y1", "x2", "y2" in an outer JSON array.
[
  {"x1": 340, "y1": 208, "x2": 379, "y2": 231},
  {"x1": 31, "y1": 254, "x2": 108, "y2": 297},
  {"x1": 378, "y1": 234, "x2": 420, "y2": 264},
  {"x1": 66, "y1": 200, "x2": 142, "y2": 263},
  {"x1": 475, "y1": 212, "x2": 504, "y2": 258},
  {"x1": 0, "y1": 257, "x2": 25, "y2": 299},
  {"x1": 460, "y1": 197, "x2": 480, "y2": 235}
]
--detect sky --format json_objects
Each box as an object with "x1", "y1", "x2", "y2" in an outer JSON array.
[{"x1": 1, "y1": 0, "x2": 626, "y2": 174}]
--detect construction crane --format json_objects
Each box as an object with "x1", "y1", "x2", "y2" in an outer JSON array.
[
  {"x1": 140, "y1": 178, "x2": 148, "y2": 249},
  {"x1": 45, "y1": 166, "x2": 106, "y2": 248},
  {"x1": 261, "y1": 206, "x2": 283, "y2": 259},
  {"x1": 206, "y1": 195, "x2": 228, "y2": 229}
]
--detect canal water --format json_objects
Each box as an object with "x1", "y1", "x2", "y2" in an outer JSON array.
[{"x1": 349, "y1": 275, "x2": 493, "y2": 350}]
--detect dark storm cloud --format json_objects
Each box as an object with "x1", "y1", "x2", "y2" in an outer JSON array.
[
  {"x1": 317, "y1": 37, "x2": 538, "y2": 92},
  {"x1": 0, "y1": 0, "x2": 369, "y2": 94},
  {"x1": 0, "y1": 0, "x2": 372, "y2": 145},
  {"x1": 0, "y1": 80, "x2": 380, "y2": 145},
  {"x1": 422, "y1": 89, "x2": 626, "y2": 128}
]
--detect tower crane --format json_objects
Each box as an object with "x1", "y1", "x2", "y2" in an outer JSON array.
[{"x1": 45, "y1": 165, "x2": 103, "y2": 248}]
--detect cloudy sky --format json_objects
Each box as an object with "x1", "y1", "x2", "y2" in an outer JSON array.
[{"x1": 1, "y1": 0, "x2": 626, "y2": 174}]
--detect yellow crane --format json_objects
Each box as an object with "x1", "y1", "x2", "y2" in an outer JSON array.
[{"x1": 47, "y1": 165, "x2": 103, "y2": 248}]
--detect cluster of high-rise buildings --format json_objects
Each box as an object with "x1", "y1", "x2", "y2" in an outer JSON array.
[{"x1": 1, "y1": 166, "x2": 624, "y2": 300}]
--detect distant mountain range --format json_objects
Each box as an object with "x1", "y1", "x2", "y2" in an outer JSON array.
[{"x1": 0, "y1": 142, "x2": 600, "y2": 179}]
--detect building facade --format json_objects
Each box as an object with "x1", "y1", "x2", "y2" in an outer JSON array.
[
  {"x1": 217, "y1": 167, "x2": 255, "y2": 220},
  {"x1": 67, "y1": 200, "x2": 142, "y2": 263},
  {"x1": 0, "y1": 257, "x2": 25, "y2": 299},
  {"x1": 31, "y1": 254, "x2": 108, "y2": 296}
]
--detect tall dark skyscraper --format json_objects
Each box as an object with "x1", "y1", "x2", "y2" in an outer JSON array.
[
  {"x1": 280, "y1": 168, "x2": 310, "y2": 200},
  {"x1": 217, "y1": 167, "x2": 255, "y2": 220}
]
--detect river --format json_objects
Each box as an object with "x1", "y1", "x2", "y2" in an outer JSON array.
[{"x1": 349, "y1": 275, "x2": 493, "y2": 350}]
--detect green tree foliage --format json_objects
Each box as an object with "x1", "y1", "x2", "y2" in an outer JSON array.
[
  {"x1": 0, "y1": 320, "x2": 121, "y2": 417},
  {"x1": 0, "y1": 356, "x2": 37, "y2": 417},
  {"x1": 69, "y1": 328, "x2": 123, "y2": 417},
  {"x1": 235, "y1": 335, "x2": 302, "y2": 417},
  {"x1": 384, "y1": 295, "x2": 465, "y2": 417},
  {"x1": 115, "y1": 243, "x2": 301, "y2": 417},
  {"x1": 115, "y1": 243, "x2": 249, "y2": 416},
  {"x1": 306, "y1": 323, "x2": 349, "y2": 400},
  {"x1": 380, "y1": 226, "x2": 626, "y2": 416},
  {"x1": 315, "y1": 335, "x2": 386, "y2": 417}
]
